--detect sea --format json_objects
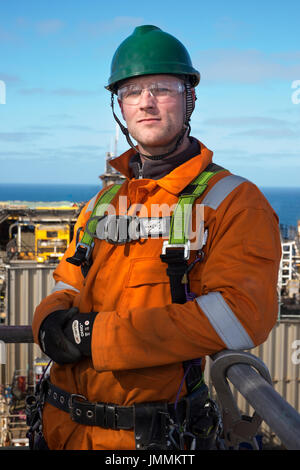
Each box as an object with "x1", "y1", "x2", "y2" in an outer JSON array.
[{"x1": 0, "y1": 183, "x2": 300, "y2": 228}]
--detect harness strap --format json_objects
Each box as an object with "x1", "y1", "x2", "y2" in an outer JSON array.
[
  {"x1": 66, "y1": 183, "x2": 122, "y2": 272},
  {"x1": 66, "y1": 164, "x2": 226, "y2": 278},
  {"x1": 160, "y1": 164, "x2": 226, "y2": 305}
]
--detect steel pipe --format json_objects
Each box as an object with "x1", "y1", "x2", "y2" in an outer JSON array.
[
  {"x1": 0, "y1": 326, "x2": 34, "y2": 343},
  {"x1": 212, "y1": 350, "x2": 300, "y2": 450}
]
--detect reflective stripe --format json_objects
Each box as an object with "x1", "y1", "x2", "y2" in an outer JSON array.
[
  {"x1": 85, "y1": 192, "x2": 99, "y2": 213},
  {"x1": 202, "y1": 175, "x2": 248, "y2": 210},
  {"x1": 196, "y1": 292, "x2": 255, "y2": 350},
  {"x1": 51, "y1": 281, "x2": 80, "y2": 294}
]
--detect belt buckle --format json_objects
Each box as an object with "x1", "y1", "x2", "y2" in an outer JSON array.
[
  {"x1": 161, "y1": 240, "x2": 191, "y2": 260},
  {"x1": 68, "y1": 393, "x2": 88, "y2": 416}
]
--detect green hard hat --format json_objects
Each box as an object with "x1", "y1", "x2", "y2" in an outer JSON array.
[{"x1": 106, "y1": 25, "x2": 200, "y2": 92}]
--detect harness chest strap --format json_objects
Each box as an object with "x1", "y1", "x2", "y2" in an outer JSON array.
[{"x1": 66, "y1": 164, "x2": 226, "y2": 270}]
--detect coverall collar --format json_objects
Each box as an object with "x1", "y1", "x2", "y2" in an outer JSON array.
[
  {"x1": 129, "y1": 137, "x2": 200, "y2": 181},
  {"x1": 109, "y1": 138, "x2": 213, "y2": 196}
]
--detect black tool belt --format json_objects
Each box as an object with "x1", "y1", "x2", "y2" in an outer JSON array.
[
  {"x1": 43, "y1": 379, "x2": 187, "y2": 430},
  {"x1": 43, "y1": 379, "x2": 219, "y2": 450},
  {"x1": 44, "y1": 379, "x2": 133, "y2": 429}
]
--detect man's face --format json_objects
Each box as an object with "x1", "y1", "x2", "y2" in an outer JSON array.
[{"x1": 118, "y1": 74, "x2": 186, "y2": 151}]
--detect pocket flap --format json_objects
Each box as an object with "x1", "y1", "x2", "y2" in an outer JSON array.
[{"x1": 126, "y1": 258, "x2": 170, "y2": 287}]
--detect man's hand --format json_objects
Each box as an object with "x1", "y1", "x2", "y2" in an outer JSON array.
[
  {"x1": 63, "y1": 311, "x2": 98, "y2": 357},
  {"x1": 39, "y1": 307, "x2": 84, "y2": 364}
]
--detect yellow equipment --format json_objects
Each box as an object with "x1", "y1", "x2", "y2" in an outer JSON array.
[{"x1": 35, "y1": 224, "x2": 70, "y2": 263}]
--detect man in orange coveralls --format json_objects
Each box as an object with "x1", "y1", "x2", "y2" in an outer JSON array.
[{"x1": 31, "y1": 25, "x2": 281, "y2": 450}]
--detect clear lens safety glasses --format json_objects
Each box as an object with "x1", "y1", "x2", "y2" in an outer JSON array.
[{"x1": 117, "y1": 81, "x2": 185, "y2": 105}]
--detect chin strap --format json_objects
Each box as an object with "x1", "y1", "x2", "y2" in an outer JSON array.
[{"x1": 110, "y1": 81, "x2": 195, "y2": 161}]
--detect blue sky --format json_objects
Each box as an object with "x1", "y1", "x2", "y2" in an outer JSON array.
[{"x1": 0, "y1": 0, "x2": 299, "y2": 186}]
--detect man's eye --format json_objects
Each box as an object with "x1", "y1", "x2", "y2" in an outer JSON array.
[
  {"x1": 155, "y1": 87, "x2": 171, "y2": 95},
  {"x1": 126, "y1": 89, "x2": 141, "y2": 96}
]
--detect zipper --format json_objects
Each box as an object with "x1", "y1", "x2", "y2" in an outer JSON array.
[{"x1": 138, "y1": 162, "x2": 143, "y2": 179}]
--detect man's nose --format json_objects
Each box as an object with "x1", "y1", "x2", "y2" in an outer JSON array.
[{"x1": 139, "y1": 88, "x2": 156, "y2": 108}]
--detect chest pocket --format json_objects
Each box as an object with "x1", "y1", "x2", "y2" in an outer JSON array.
[{"x1": 117, "y1": 257, "x2": 172, "y2": 312}]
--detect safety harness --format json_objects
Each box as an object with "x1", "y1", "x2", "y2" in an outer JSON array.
[
  {"x1": 67, "y1": 163, "x2": 226, "y2": 290},
  {"x1": 27, "y1": 163, "x2": 225, "y2": 450},
  {"x1": 66, "y1": 163, "x2": 226, "y2": 394}
]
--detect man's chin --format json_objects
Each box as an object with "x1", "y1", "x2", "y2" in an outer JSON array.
[{"x1": 135, "y1": 136, "x2": 178, "y2": 152}]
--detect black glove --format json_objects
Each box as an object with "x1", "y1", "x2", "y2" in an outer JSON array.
[
  {"x1": 39, "y1": 307, "x2": 84, "y2": 364},
  {"x1": 63, "y1": 311, "x2": 98, "y2": 357}
]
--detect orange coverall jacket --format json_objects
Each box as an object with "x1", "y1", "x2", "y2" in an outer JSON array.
[{"x1": 32, "y1": 140, "x2": 282, "y2": 450}]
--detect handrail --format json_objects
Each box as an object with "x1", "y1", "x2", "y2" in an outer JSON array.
[
  {"x1": 211, "y1": 350, "x2": 300, "y2": 450},
  {"x1": 1, "y1": 326, "x2": 300, "y2": 449},
  {"x1": 0, "y1": 326, "x2": 34, "y2": 343}
]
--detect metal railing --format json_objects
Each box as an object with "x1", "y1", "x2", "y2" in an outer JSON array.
[
  {"x1": 1, "y1": 326, "x2": 300, "y2": 450},
  {"x1": 210, "y1": 350, "x2": 300, "y2": 450},
  {"x1": 0, "y1": 326, "x2": 33, "y2": 343}
]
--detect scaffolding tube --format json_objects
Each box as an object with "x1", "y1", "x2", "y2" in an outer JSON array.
[
  {"x1": 223, "y1": 358, "x2": 300, "y2": 450},
  {"x1": 211, "y1": 349, "x2": 300, "y2": 450},
  {"x1": 0, "y1": 325, "x2": 33, "y2": 343}
]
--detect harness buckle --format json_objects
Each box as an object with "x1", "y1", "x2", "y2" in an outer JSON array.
[
  {"x1": 66, "y1": 242, "x2": 94, "y2": 267},
  {"x1": 161, "y1": 240, "x2": 191, "y2": 260}
]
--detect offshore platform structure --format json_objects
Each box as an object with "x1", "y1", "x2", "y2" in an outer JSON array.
[
  {"x1": 278, "y1": 222, "x2": 300, "y2": 316},
  {"x1": 99, "y1": 125, "x2": 126, "y2": 188},
  {"x1": 0, "y1": 204, "x2": 80, "y2": 265}
]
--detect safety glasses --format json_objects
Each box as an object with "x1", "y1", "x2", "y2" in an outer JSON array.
[{"x1": 117, "y1": 80, "x2": 185, "y2": 105}]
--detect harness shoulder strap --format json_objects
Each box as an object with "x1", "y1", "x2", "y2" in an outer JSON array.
[
  {"x1": 160, "y1": 164, "x2": 227, "y2": 304},
  {"x1": 66, "y1": 184, "x2": 122, "y2": 270}
]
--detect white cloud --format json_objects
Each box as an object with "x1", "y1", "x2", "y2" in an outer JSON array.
[
  {"x1": 51, "y1": 88, "x2": 98, "y2": 96},
  {"x1": 79, "y1": 16, "x2": 144, "y2": 37},
  {"x1": 213, "y1": 16, "x2": 252, "y2": 41},
  {"x1": 202, "y1": 116, "x2": 290, "y2": 127},
  {"x1": 195, "y1": 48, "x2": 300, "y2": 84},
  {"x1": 0, "y1": 131, "x2": 49, "y2": 142},
  {"x1": 0, "y1": 73, "x2": 21, "y2": 84},
  {"x1": 47, "y1": 113, "x2": 74, "y2": 120},
  {"x1": 230, "y1": 127, "x2": 299, "y2": 138},
  {"x1": 18, "y1": 87, "x2": 99, "y2": 96},
  {"x1": 19, "y1": 88, "x2": 47, "y2": 95},
  {"x1": 35, "y1": 19, "x2": 64, "y2": 35},
  {"x1": 0, "y1": 26, "x2": 18, "y2": 42}
]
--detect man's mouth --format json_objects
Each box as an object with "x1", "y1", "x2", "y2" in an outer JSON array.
[{"x1": 137, "y1": 118, "x2": 161, "y2": 123}]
